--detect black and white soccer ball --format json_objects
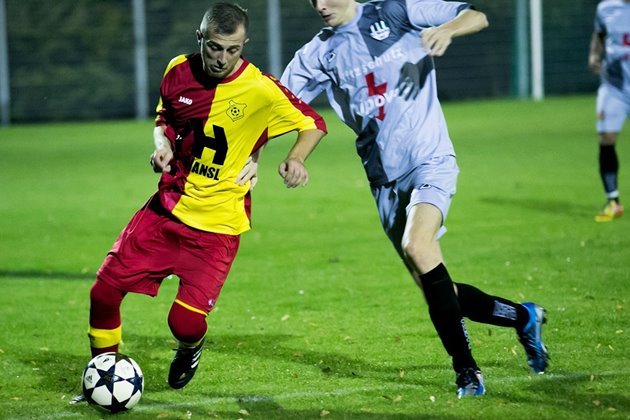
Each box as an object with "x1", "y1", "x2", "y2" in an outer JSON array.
[{"x1": 82, "y1": 352, "x2": 144, "y2": 412}]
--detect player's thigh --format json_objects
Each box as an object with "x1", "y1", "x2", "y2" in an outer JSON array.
[
  {"x1": 404, "y1": 203, "x2": 444, "y2": 247},
  {"x1": 371, "y1": 155, "x2": 458, "y2": 256},
  {"x1": 97, "y1": 205, "x2": 176, "y2": 295},
  {"x1": 174, "y1": 230, "x2": 240, "y2": 315},
  {"x1": 402, "y1": 203, "x2": 445, "y2": 273},
  {"x1": 596, "y1": 84, "x2": 628, "y2": 134},
  {"x1": 406, "y1": 155, "x2": 458, "y2": 231}
]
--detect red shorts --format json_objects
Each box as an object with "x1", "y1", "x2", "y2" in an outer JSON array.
[{"x1": 97, "y1": 196, "x2": 240, "y2": 315}]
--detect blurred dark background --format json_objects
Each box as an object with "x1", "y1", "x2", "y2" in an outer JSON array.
[{"x1": 1, "y1": 0, "x2": 599, "y2": 123}]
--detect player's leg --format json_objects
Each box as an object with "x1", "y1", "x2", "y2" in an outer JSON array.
[
  {"x1": 372, "y1": 158, "x2": 482, "y2": 397},
  {"x1": 596, "y1": 131, "x2": 624, "y2": 221},
  {"x1": 167, "y1": 227, "x2": 240, "y2": 389},
  {"x1": 455, "y1": 283, "x2": 528, "y2": 329},
  {"x1": 166, "y1": 300, "x2": 208, "y2": 389},
  {"x1": 402, "y1": 205, "x2": 475, "y2": 369},
  {"x1": 88, "y1": 279, "x2": 125, "y2": 357},
  {"x1": 455, "y1": 283, "x2": 548, "y2": 373},
  {"x1": 90, "y1": 197, "x2": 176, "y2": 356},
  {"x1": 402, "y1": 203, "x2": 484, "y2": 398},
  {"x1": 595, "y1": 83, "x2": 626, "y2": 221},
  {"x1": 400, "y1": 157, "x2": 484, "y2": 396},
  {"x1": 72, "y1": 200, "x2": 174, "y2": 404}
]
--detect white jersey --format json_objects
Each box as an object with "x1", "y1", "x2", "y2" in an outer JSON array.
[
  {"x1": 281, "y1": 0, "x2": 471, "y2": 186},
  {"x1": 594, "y1": 0, "x2": 630, "y2": 95}
]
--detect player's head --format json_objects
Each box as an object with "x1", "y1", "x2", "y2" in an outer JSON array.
[
  {"x1": 309, "y1": 0, "x2": 356, "y2": 28},
  {"x1": 196, "y1": 2, "x2": 249, "y2": 79}
]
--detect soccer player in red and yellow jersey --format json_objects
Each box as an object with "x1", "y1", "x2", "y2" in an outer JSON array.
[{"x1": 84, "y1": 2, "x2": 326, "y2": 392}]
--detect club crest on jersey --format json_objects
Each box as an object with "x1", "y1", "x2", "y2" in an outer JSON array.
[
  {"x1": 226, "y1": 99, "x2": 247, "y2": 121},
  {"x1": 325, "y1": 50, "x2": 336, "y2": 63},
  {"x1": 369, "y1": 20, "x2": 390, "y2": 41}
]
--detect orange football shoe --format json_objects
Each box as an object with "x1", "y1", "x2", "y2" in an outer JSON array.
[{"x1": 595, "y1": 201, "x2": 624, "y2": 222}]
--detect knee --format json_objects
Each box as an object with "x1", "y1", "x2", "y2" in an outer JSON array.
[
  {"x1": 168, "y1": 302, "x2": 207, "y2": 344},
  {"x1": 402, "y1": 238, "x2": 439, "y2": 273},
  {"x1": 402, "y1": 239, "x2": 420, "y2": 263},
  {"x1": 599, "y1": 133, "x2": 617, "y2": 146},
  {"x1": 89, "y1": 280, "x2": 124, "y2": 339},
  {"x1": 90, "y1": 279, "x2": 124, "y2": 309}
]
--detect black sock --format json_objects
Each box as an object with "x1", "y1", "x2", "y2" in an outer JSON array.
[
  {"x1": 456, "y1": 283, "x2": 529, "y2": 331},
  {"x1": 420, "y1": 264, "x2": 477, "y2": 372},
  {"x1": 599, "y1": 144, "x2": 619, "y2": 197}
]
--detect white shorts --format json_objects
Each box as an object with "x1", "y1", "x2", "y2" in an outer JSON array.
[
  {"x1": 370, "y1": 155, "x2": 458, "y2": 258},
  {"x1": 596, "y1": 83, "x2": 630, "y2": 133}
]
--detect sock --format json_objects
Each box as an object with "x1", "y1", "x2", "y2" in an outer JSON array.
[
  {"x1": 88, "y1": 279, "x2": 125, "y2": 357},
  {"x1": 168, "y1": 300, "x2": 207, "y2": 346},
  {"x1": 456, "y1": 283, "x2": 529, "y2": 331},
  {"x1": 419, "y1": 264, "x2": 477, "y2": 372},
  {"x1": 599, "y1": 144, "x2": 619, "y2": 200}
]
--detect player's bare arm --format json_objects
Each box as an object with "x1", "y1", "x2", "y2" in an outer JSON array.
[
  {"x1": 422, "y1": 8, "x2": 488, "y2": 56},
  {"x1": 150, "y1": 125, "x2": 174, "y2": 173},
  {"x1": 279, "y1": 129, "x2": 326, "y2": 188},
  {"x1": 588, "y1": 31, "x2": 604, "y2": 75}
]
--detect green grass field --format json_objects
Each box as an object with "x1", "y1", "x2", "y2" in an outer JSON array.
[{"x1": 0, "y1": 95, "x2": 628, "y2": 419}]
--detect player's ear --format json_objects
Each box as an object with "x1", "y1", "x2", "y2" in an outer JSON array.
[
  {"x1": 244, "y1": 37, "x2": 250, "y2": 45},
  {"x1": 196, "y1": 30, "x2": 203, "y2": 45}
]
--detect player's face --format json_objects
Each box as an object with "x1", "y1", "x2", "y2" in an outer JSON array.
[
  {"x1": 310, "y1": 0, "x2": 356, "y2": 28},
  {"x1": 196, "y1": 24, "x2": 248, "y2": 79}
]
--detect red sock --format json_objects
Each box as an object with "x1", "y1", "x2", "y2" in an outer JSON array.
[
  {"x1": 168, "y1": 302, "x2": 207, "y2": 344},
  {"x1": 89, "y1": 279, "x2": 125, "y2": 356}
]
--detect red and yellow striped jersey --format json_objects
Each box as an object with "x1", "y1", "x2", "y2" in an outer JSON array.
[{"x1": 154, "y1": 53, "x2": 326, "y2": 235}]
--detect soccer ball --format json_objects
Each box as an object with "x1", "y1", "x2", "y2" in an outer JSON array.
[{"x1": 82, "y1": 352, "x2": 144, "y2": 412}]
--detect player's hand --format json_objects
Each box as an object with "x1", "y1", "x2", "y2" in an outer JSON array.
[
  {"x1": 150, "y1": 147, "x2": 173, "y2": 173},
  {"x1": 236, "y1": 155, "x2": 259, "y2": 190},
  {"x1": 278, "y1": 158, "x2": 309, "y2": 188},
  {"x1": 421, "y1": 27, "x2": 453, "y2": 57}
]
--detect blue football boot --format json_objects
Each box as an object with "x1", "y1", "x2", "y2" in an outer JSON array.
[
  {"x1": 518, "y1": 302, "x2": 548, "y2": 373},
  {"x1": 456, "y1": 368, "x2": 486, "y2": 398}
]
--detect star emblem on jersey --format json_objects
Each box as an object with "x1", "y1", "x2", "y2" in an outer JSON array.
[
  {"x1": 369, "y1": 20, "x2": 390, "y2": 41},
  {"x1": 226, "y1": 100, "x2": 247, "y2": 121}
]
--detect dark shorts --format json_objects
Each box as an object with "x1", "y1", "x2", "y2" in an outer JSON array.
[{"x1": 97, "y1": 196, "x2": 240, "y2": 315}]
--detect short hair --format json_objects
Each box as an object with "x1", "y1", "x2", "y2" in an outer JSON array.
[{"x1": 200, "y1": 3, "x2": 249, "y2": 35}]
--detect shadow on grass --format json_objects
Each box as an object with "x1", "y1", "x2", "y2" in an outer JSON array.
[
  {"x1": 499, "y1": 370, "x2": 630, "y2": 414},
  {"x1": 122, "y1": 331, "x2": 441, "y2": 392},
  {"x1": 138, "y1": 394, "x2": 463, "y2": 419},
  {"x1": 0, "y1": 269, "x2": 94, "y2": 280},
  {"x1": 480, "y1": 196, "x2": 593, "y2": 217}
]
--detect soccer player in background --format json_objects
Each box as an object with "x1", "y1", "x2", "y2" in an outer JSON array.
[
  {"x1": 588, "y1": 0, "x2": 629, "y2": 222},
  {"x1": 281, "y1": 0, "x2": 548, "y2": 397},
  {"x1": 81, "y1": 1, "x2": 326, "y2": 394}
]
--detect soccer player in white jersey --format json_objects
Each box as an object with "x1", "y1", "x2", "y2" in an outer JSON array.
[
  {"x1": 589, "y1": 0, "x2": 629, "y2": 222},
  {"x1": 281, "y1": 0, "x2": 548, "y2": 397}
]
